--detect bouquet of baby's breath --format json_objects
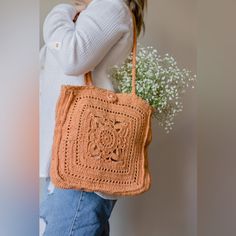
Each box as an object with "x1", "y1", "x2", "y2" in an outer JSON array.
[{"x1": 109, "y1": 44, "x2": 196, "y2": 133}]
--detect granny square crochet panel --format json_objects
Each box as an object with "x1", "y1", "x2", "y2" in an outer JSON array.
[{"x1": 50, "y1": 86, "x2": 153, "y2": 196}]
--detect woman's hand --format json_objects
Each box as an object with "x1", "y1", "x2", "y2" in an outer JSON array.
[{"x1": 74, "y1": 0, "x2": 91, "y2": 12}]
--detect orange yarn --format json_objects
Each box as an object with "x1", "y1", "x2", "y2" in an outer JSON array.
[{"x1": 50, "y1": 12, "x2": 154, "y2": 196}]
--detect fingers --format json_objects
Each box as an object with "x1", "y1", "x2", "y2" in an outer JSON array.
[{"x1": 74, "y1": 1, "x2": 87, "y2": 12}]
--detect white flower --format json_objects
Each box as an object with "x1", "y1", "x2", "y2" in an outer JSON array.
[{"x1": 109, "y1": 44, "x2": 196, "y2": 133}]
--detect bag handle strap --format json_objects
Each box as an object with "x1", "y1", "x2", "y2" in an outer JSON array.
[{"x1": 73, "y1": 10, "x2": 137, "y2": 95}]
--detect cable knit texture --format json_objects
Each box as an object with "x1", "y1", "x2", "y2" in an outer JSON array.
[{"x1": 40, "y1": 0, "x2": 139, "y2": 199}]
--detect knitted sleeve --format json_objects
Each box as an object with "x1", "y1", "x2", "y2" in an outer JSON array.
[{"x1": 43, "y1": 1, "x2": 129, "y2": 76}]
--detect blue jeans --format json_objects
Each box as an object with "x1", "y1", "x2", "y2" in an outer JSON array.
[{"x1": 40, "y1": 178, "x2": 117, "y2": 236}]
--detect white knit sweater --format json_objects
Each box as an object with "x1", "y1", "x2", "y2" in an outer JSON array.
[{"x1": 39, "y1": 0, "x2": 134, "y2": 199}]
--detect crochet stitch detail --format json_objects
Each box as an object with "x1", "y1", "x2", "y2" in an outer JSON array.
[{"x1": 85, "y1": 110, "x2": 129, "y2": 163}]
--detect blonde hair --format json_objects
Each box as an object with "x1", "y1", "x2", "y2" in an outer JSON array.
[{"x1": 127, "y1": 0, "x2": 147, "y2": 36}]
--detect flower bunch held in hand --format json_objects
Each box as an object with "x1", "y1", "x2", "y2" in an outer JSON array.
[{"x1": 109, "y1": 45, "x2": 196, "y2": 133}]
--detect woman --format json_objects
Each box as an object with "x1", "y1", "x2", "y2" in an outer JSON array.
[{"x1": 40, "y1": 0, "x2": 147, "y2": 235}]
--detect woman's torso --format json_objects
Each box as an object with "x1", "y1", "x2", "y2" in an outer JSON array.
[{"x1": 40, "y1": 0, "x2": 134, "y2": 200}]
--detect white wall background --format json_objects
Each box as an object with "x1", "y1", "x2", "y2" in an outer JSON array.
[{"x1": 40, "y1": 0, "x2": 197, "y2": 235}]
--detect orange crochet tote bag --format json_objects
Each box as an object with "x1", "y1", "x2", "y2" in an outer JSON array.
[{"x1": 50, "y1": 11, "x2": 154, "y2": 196}]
